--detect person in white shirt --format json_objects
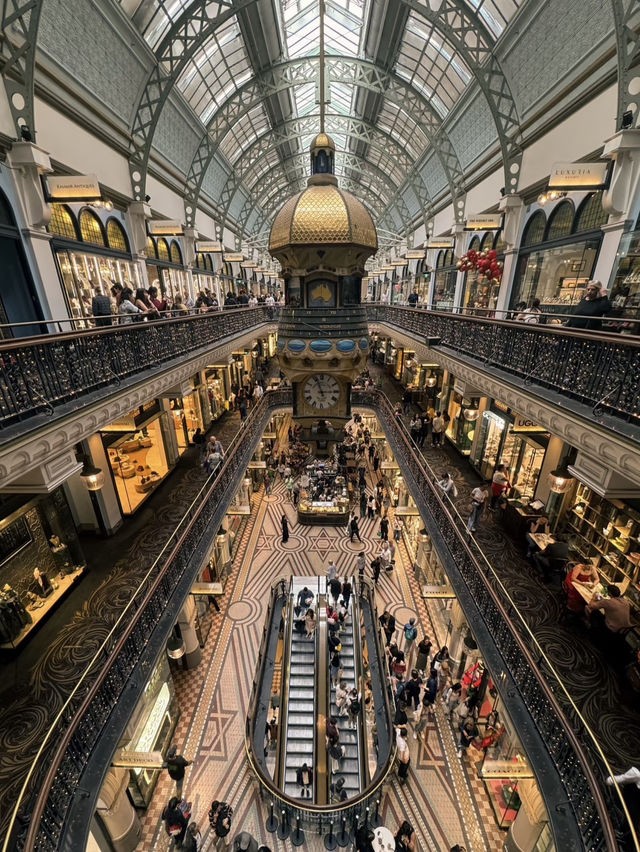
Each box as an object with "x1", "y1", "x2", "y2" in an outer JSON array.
[
  {"x1": 467, "y1": 482, "x2": 489, "y2": 532},
  {"x1": 521, "y1": 298, "x2": 542, "y2": 323},
  {"x1": 248, "y1": 294, "x2": 258, "y2": 307},
  {"x1": 437, "y1": 472, "x2": 458, "y2": 498},
  {"x1": 327, "y1": 559, "x2": 337, "y2": 581},
  {"x1": 253, "y1": 384, "x2": 264, "y2": 401},
  {"x1": 431, "y1": 412, "x2": 445, "y2": 447}
]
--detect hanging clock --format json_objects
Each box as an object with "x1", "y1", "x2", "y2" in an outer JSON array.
[{"x1": 302, "y1": 374, "x2": 340, "y2": 410}]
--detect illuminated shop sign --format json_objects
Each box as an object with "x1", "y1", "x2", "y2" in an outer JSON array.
[
  {"x1": 548, "y1": 161, "x2": 610, "y2": 191},
  {"x1": 45, "y1": 174, "x2": 101, "y2": 201}
]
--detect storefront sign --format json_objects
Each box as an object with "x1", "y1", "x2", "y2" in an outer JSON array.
[
  {"x1": 224, "y1": 253, "x2": 244, "y2": 263},
  {"x1": 511, "y1": 412, "x2": 547, "y2": 433},
  {"x1": 148, "y1": 220, "x2": 183, "y2": 236},
  {"x1": 240, "y1": 261, "x2": 257, "y2": 268},
  {"x1": 548, "y1": 161, "x2": 610, "y2": 191},
  {"x1": 112, "y1": 750, "x2": 164, "y2": 769},
  {"x1": 46, "y1": 174, "x2": 101, "y2": 201},
  {"x1": 492, "y1": 400, "x2": 510, "y2": 414},
  {"x1": 464, "y1": 214, "x2": 503, "y2": 231},
  {"x1": 428, "y1": 238, "x2": 454, "y2": 249},
  {"x1": 196, "y1": 241, "x2": 223, "y2": 252},
  {"x1": 405, "y1": 250, "x2": 426, "y2": 259}
]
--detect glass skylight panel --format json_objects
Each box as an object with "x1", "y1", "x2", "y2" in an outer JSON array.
[
  {"x1": 376, "y1": 101, "x2": 426, "y2": 160},
  {"x1": 395, "y1": 13, "x2": 471, "y2": 118},
  {"x1": 284, "y1": 2, "x2": 320, "y2": 57},
  {"x1": 281, "y1": 0, "x2": 364, "y2": 58},
  {"x1": 219, "y1": 105, "x2": 270, "y2": 164},
  {"x1": 176, "y1": 17, "x2": 251, "y2": 124},
  {"x1": 329, "y1": 82, "x2": 354, "y2": 116},
  {"x1": 295, "y1": 84, "x2": 317, "y2": 116},
  {"x1": 324, "y1": 0, "x2": 364, "y2": 56},
  {"x1": 120, "y1": 0, "x2": 195, "y2": 49},
  {"x1": 464, "y1": 0, "x2": 522, "y2": 38}
]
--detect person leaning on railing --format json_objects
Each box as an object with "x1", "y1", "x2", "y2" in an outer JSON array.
[{"x1": 566, "y1": 280, "x2": 612, "y2": 331}]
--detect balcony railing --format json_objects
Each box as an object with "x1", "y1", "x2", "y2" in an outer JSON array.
[
  {"x1": 366, "y1": 304, "x2": 640, "y2": 429},
  {"x1": 0, "y1": 306, "x2": 275, "y2": 431},
  {"x1": 352, "y1": 388, "x2": 637, "y2": 852},
  {"x1": 5, "y1": 386, "x2": 636, "y2": 851},
  {"x1": 2, "y1": 389, "x2": 289, "y2": 852}
]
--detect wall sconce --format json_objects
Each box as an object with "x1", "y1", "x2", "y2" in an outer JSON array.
[
  {"x1": 80, "y1": 457, "x2": 104, "y2": 491},
  {"x1": 548, "y1": 466, "x2": 573, "y2": 494},
  {"x1": 426, "y1": 376, "x2": 437, "y2": 387},
  {"x1": 463, "y1": 408, "x2": 479, "y2": 422}
]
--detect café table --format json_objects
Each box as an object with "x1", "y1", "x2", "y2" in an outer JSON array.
[
  {"x1": 529, "y1": 533, "x2": 555, "y2": 551},
  {"x1": 373, "y1": 826, "x2": 395, "y2": 851}
]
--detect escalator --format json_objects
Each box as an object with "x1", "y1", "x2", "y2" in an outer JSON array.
[
  {"x1": 328, "y1": 590, "x2": 361, "y2": 799},
  {"x1": 282, "y1": 578, "x2": 319, "y2": 798}
]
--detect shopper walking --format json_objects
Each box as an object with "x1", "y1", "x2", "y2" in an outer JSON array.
[
  {"x1": 164, "y1": 746, "x2": 192, "y2": 798},
  {"x1": 431, "y1": 411, "x2": 445, "y2": 447},
  {"x1": 403, "y1": 618, "x2": 418, "y2": 661},
  {"x1": 281, "y1": 514, "x2": 289, "y2": 543},
  {"x1": 490, "y1": 464, "x2": 510, "y2": 509},
  {"x1": 418, "y1": 415, "x2": 430, "y2": 448},
  {"x1": 415, "y1": 636, "x2": 432, "y2": 674},
  {"x1": 466, "y1": 482, "x2": 489, "y2": 532},
  {"x1": 379, "y1": 516, "x2": 389, "y2": 541},
  {"x1": 336, "y1": 680, "x2": 349, "y2": 716},
  {"x1": 329, "y1": 576, "x2": 342, "y2": 606},
  {"x1": 356, "y1": 551, "x2": 366, "y2": 584},
  {"x1": 163, "y1": 797, "x2": 189, "y2": 846},
  {"x1": 349, "y1": 512, "x2": 362, "y2": 542},
  {"x1": 371, "y1": 555, "x2": 382, "y2": 584},
  {"x1": 458, "y1": 717, "x2": 479, "y2": 758},
  {"x1": 296, "y1": 763, "x2": 312, "y2": 798},
  {"x1": 393, "y1": 517, "x2": 402, "y2": 542},
  {"x1": 327, "y1": 559, "x2": 338, "y2": 582},
  {"x1": 209, "y1": 801, "x2": 233, "y2": 848},
  {"x1": 379, "y1": 610, "x2": 396, "y2": 646},
  {"x1": 342, "y1": 578, "x2": 352, "y2": 609},
  {"x1": 396, "y1": 727, "x2": 410, "y2": 784},
  {"x1": 367, "y1": 494, "x2": 375, "y2": 519}
]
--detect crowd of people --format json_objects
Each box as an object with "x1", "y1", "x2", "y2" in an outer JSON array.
[{"x1": 87, "y1": 282, "x2": 282, "y2": 326}]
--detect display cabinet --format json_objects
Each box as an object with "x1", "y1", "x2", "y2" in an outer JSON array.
[{"x1": 566, "y1": 485, "x2": 640, "y2": 598}]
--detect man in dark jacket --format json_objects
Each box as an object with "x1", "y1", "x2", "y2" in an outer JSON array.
[
  {"x1": 164, "y1": 745, "x2": 192, "y2": 797},
  {"x1": 91, "y1": 288, "x2": 112, "y2": 326},
  {"x1": 566, "y1": 281, "x2": 611, "y2": 330},
  {"x1": 329, "y1": 576, "x2": 342, "y2": 605}
]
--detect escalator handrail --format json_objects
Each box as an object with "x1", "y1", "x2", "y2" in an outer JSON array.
[
  {"x1": 350, "y1": 582, "x2": 367, "y2": 791},
  {"x1": 315, "y1": 579, "x2": 329, "y2": 804},
  {"x1": 275, "y1": 580, "x2": 294, "y2": 788}
]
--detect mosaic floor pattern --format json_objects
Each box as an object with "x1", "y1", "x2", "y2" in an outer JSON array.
[{"x1": 139, "y1": 452, "x2": 506, "y2": 852}]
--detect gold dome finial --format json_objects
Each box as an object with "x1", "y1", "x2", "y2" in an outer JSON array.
[{"x1": 310, "y1": 132, "x2": 335, "y2": 152}]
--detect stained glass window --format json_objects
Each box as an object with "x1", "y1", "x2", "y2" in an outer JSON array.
[
  {"x1": 49, "y1": 204, "x2": 78, "y2": 240},
  {"x1": 79, "y1": 209, "x2": 106, "y2": 246},
  {"x1": 106, "y1": 219, "x2": 129, "y2": 252},
  {"x1": 158, "y1": 238, "x2": 170, "y2": 261}
]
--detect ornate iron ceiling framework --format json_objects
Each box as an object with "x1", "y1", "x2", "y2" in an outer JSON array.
[
  {"x1": 182, "y1": 55, "x2": 464, "y2": 236},
  {"x1": 1, "y1": 0, "x2": 45, "y2": 139},
  {"x1": 611, "y1": 0, "x2": 640, "y2": 130}
]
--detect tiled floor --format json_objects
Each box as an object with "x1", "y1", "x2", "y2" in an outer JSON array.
[{"x1": 139, "y1": 427, "x2": 506, "y2": 852}]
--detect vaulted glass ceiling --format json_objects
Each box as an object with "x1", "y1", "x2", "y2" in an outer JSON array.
[{"x1": 119, "y1": 0, "x2": 526, "y2": 238}]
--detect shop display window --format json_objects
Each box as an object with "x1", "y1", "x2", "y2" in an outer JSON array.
[
  {"x1": 446, "y1": 393, "x2": 479, "y2": 455},
  {"x1": 122, "y1": 656, "x2": 179, "y2": 807},
  {"x1": 105, "y1": 421, "x2": 170, "y2": 515},
  {"x1": 169, "y1": 394, "x2": 203, "y2": 452},
  {"x1": 432, "y1": 249, "x2": 457, "y2": 311},
  {"x1": 56, "y1": 248, "x2": 140, "y2": 322},
  {"x1": 472, "y1": 410, "x2": 506, "y2": 479},
  {"x1": 501, "y1": 430, "x2": 546, "y2": 501},
  {"x1": 607, "y1": 228, "x2": 640, "y2": 324},
  {"x1": 512, "y1": 239, "x2": 600, "y2": 313},
  {"x1": 206, "y1": 370, "x2": 227, "y2": 420},
  {"x1": 0, "y1": 491, "x2": 85, "y2": 648},
  {"x1": 146, "y1": 263, "x2": 191, "y2": 303}
]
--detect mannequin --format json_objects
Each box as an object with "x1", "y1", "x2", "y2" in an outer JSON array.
[{"x1": 33, "y1": 567, "x2": 53, "y2": 597}]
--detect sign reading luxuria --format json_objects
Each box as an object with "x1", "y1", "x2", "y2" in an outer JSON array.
[{"x1": 548, "y1": 162, "x2": 610, "y2": 191}]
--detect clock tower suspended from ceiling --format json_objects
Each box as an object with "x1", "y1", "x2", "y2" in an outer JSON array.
[{"x1": 268, "y1": 132, "x2": 378, "y2": 424}]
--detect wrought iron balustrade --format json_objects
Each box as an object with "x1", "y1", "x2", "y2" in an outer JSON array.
[
  {"x1": 366, "y1": 304, "x2": 640, "y2": 428},
  {"x1": 352, "y1": 387, "x2": 636, "y2": 852},
  {"x1": 0, "y1": 306, "x2": 274, "y2": 430},
  {"x1": 4, "y1": 389, "x2": 291, "y2": 852},
  {"x1": 4, "y1": 387, "x2": 637, "y2": 851}
]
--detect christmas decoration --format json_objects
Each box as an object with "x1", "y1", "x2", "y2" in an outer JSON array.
[{"x1": 456, "y1": 248, "x2": 503, "y2": 283}]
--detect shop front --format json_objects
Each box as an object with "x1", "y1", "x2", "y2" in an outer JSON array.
[
  {"x1": 510, "y1": 193, "x2": 607, "y2": 316},
  {"x1": 607, "y1": 224, "x2": 640, "y2": 326},
  {"x1": 444, "y1": 389, "x2": 481, "y2": 456},
  {"x1": 168, "y1": 391, "x2": 204, "y2": 452},
  {"x1": 49, "y1": 203, "x2": 140, "y2": 323},
  {"x1": 0, "y1": 489, "x2": 85, "y2": 649},
  {"x1": 471, "y1": 403, "x2": 549, "y2": 502},
  {"x1": 117, "y1": 655, "x2": 180, "y2": 808},
  {"x1": 205, "y1": 366, "x2": 231, "y2": 421},
  {"x1": 146, "y1": 236, "x2": 193, "y2": 304},
  {"x1": 461, "y1": 231, "x2": 505, "y2": 314},
  {"x1": 193, "y1": 251, "x2": 223, "y2": 305},
  {"x1": 432, "y1": 249, "x2": 458, "y2": 311}
]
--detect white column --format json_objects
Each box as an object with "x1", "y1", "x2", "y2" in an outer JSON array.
[
  {"x1": 496, "y1": 194, "x2": 525, "y2": 316},
  {"x1": 96, "y1": 768, "x2": 141, "y2": 852},
  {"x1": 159, "y1": 401, "x2": 180, "y2": 466},
  {"x1": 178, "y1": 597, "x2": 202, "y2": 669}
]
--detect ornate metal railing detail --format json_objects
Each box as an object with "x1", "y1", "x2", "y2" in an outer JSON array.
[
  {"x1": 0, "y1": 307, "x2": 275, "y2": 430},
  {"x1": 5, "y1": 389, "x2": 289, "y2": 852},
  {"x1": 4, "y1": 388, "x2": 636, "y2": 851},
  {"x1": 353, "y1": 388, "x2": 634, "y2": 852},
  {"x1": 365, "y1": 304, "x2": 640, "y2": 427}
]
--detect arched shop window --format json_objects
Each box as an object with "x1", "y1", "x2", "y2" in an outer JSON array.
[
  {"x1": 147, "y1": 236, "x2": 157, "y2": 258},
  {"x1": 521, "y1": 211, "x2": 546, "y2": 247},
  {"x1": 480, "y1": 232, "x2": 493, "y2": 251},
  {"x1": 433, "y1": 249, "x2": 457, "y2": 311},
  {"x1": 106, "y1": 219, "x2": 129, "y2": 253},
  {"x1": 78, "y1": 209, "x2": 106, "y2": 246},
  {"x1": 49, "y1": 204, "x2": 79, "y2": 241},
  {"x1": 511, "y1": 200, "x2": 605, "y2": 315},
  {"x1": 157, "y1": 238, "x2": 170, "y2": 261},
  {"x1": 574, "y1": 193, "x2": 607, "y2": 233},
  {"x1": 205, "y1": 255, "x2": 213, "y2": 271},
  {"x1": 0, "y1": 189, "x2": 44, "y2": 336},
  {"x1": 545, "y1": 200, "x2": 575, "y2": 241},
  {"x1": 494, "y1": 230, "x2": 506, "y2": 252},
  {"x1": 468, "y1": 236, "x2": 481, "y2": 253},
  {"x1": 196, "y1": 252, "x2": 204, "y2": 270},
  {"x1": 170, "y1": 241, "x2": 183, "y2": 265}
]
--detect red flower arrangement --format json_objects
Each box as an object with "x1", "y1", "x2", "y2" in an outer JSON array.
[{"x1": 456, "y1": 248, "x2": 503, "y2": 283}]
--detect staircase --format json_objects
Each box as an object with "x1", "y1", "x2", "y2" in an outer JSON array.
[
  {"x1": 283, "y1": 578, "x2": 318, "y2": 798},
  {"x1": 329, "y1": 587, "x2": 361, "y2": 799}
]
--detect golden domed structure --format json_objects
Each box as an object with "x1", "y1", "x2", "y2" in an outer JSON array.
[
  {"x1": 269, "y1": 183, "x2": 378, "y2": 252},
  {"x1": 268, "y1": 131, "x2": 377, "y2": 425}
]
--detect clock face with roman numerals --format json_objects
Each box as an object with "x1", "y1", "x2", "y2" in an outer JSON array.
[{"x1": 303, "y1": 374, "x2": 340, "y2": 410}]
